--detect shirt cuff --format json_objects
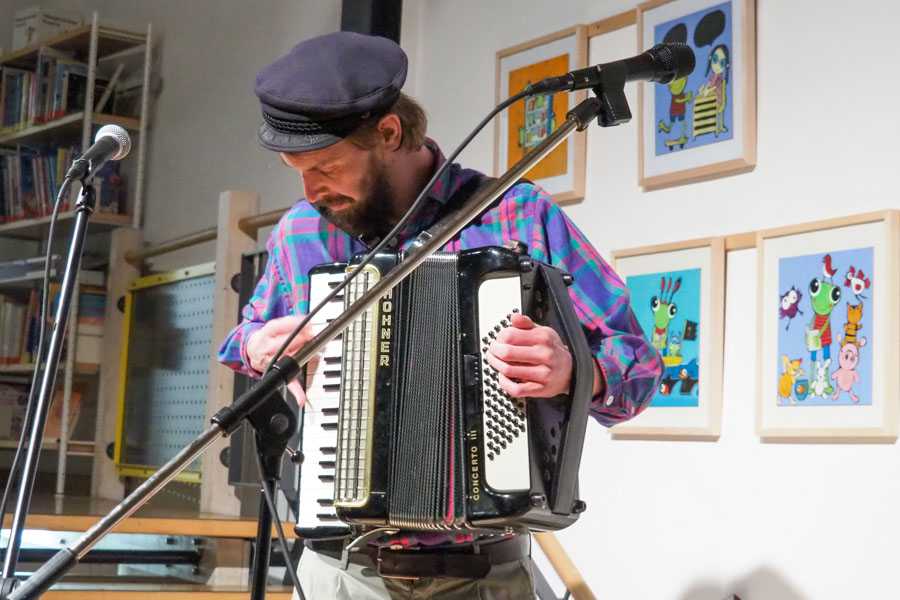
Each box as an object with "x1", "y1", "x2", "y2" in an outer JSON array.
[
  {"x1": 239, "y1": 321, "x2": 266, "y2": 377},
  {"x1": 592, "y1": 354, "x2": 624, "y2": 413}
]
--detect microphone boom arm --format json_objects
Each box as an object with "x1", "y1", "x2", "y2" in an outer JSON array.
[{"x1": 2, "y1": 90, "x2": 621, "y2": 600}]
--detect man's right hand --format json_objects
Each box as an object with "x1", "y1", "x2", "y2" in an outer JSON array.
[{"x1": 246, "y1": 315, "x2": 316, "y2": 405}]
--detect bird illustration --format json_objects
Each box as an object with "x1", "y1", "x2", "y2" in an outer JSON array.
[
  {"x1": 823, "y1": 254, "x2": 838, "y2": 281},
  {"x1": 844, "y1": 266, "x2": 871, "y2": 300}
]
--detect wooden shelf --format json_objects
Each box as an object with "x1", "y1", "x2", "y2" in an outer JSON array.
[
  {"x1": 0, "y1": 211, "x2": 132, "y2": 240},
  {"x1": 1, "y1": 495, "x2": 298, "y2": 539},
  {"x1": 0, "y1": 439, "x2": 95, "y2": 456},
  {"x1": 0, "y1": 25, "x2": 146, "y2": 69},
  {"x1": 43, "y1": 584, "x2": 291, "y2": 599},
  {"x1": 0, "y1": 271, "x2": 105, "y2": 290},
  {"x1": 0, "y1": 362, "x2": 100, "y2": 376},
  {"x1": 0, "y1": 112, "x2": 141, "y2": 147}
]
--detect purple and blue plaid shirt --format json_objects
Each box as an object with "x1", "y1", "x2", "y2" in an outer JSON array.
[{"x1": 218, "y1": 142, "x2": 662, "y2": 427}]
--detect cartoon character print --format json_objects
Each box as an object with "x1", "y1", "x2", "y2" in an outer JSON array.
[
  {"x1": 832, "y1": 342, "x2": 863, "y2": 403},
  {"x1": 656, "y1": 23, "x2": 693, "y2": 150},
  {"x1": 650, "y1": 276, "x2": 681, "y2": 353},
  {"x1": 779, "y1": 286, "x2": 804, "y2": 331},
  {"x1": 810, "y1": 358, "x2": 832, "y2": 399},
  {"x1": 804, "y1": 255, "x2": 841, "y2": 397},
  {"x1": 842, "y1": 303, "x2": 867, "y2": 348},
  {"x1": 696, "y1": 43, "x2": 730, "y2": 136},
  {"x1": 844, "y1": 266, "x2": 871, "y2": 301},
  {"x1": 778, "y1": 355, "x2": 804, "y2": 403}
]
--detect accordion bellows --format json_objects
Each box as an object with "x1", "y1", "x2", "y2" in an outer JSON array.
[{"x1": 296, "y1": 246, "x2": 594, "y2": 538}]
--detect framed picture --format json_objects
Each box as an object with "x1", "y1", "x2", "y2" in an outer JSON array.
[
  {"x1": 611, "y1": 237, "x2": 725, "y2": 439},
  {"x1": 637, "y1": 0, "x2": 756, "y2": 190},
  {"x1": 757, "y1": 212, "x2": 900, "y2": 442},
  {"x1": 495, "y1": 25, "x2": 587, "y2": 204}
]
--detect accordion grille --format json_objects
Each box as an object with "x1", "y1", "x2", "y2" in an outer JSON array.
[
  {"x1": 388, "y1": 255, "x2": 464, "y2": 530},
  {"x1": 334, "y1": 265, "x2": 379, "y2": 507}
]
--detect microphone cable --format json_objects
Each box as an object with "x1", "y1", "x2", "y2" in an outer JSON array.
[
  {"x1": 256, "y1": 88, "x2": 532, "y2": 599},
  {"x1": 263, "y1": 89, "x2": 529, "y2": 376},
  {"x1": 0, "y1": 175, "x2": 77, "y2": 569}
]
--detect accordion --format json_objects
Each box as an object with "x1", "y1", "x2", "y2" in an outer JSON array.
[{"x1": 295, "y1": 245, "x2": 593, "y2": 538}]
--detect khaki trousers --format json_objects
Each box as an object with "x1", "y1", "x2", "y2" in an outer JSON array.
[{"x1": 294, "y1": 544, "x2": 536, "y2": 599}]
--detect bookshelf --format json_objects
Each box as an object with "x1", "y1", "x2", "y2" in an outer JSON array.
[
  {"x1": 0, "y1": 12, "x2": 152, "y2": 496},
  {"x1": 0, "y1": 112, "x2": 140, "y2": 146},
  {"x1": 0, "y1": 211, "x2": 130, "y2": 240}
]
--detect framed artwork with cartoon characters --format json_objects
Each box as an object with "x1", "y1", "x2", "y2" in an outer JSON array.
[
  {"x1": 637, "y1": 0, "x2": 756, "y2": 190},
  {"x1": 611, "y1": 238, "x2": 725, "y2": 439},
  {"x1": 495, "y1": 25, "x2": 588, "y2": 204},
  {"x1": 757, "y1": 212, "x2": 900, "y2": 441}
]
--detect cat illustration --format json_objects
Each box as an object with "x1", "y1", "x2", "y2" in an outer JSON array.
[{"x1": 842, "y1": 303, "x2": 867, "y2": 348}]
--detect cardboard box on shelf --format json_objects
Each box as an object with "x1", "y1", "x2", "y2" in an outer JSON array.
[{"x1": 12, "y1": 7, "x2": 83, "y2": 51}]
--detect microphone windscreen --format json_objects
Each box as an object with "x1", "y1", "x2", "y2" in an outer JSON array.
[
  {"x1": 653, "y1": 42, "x2": 696, "y2": 80},
  {"x1": 95, "y1": 124, "x2": 132, "y2": 161}
]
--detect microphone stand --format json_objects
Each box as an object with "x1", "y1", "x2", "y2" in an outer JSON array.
[
  {"x1": 1, "y1": 178, "x2": 98, "y2": 596},
  {"x1": 2, "y1": 77, "x2": 632, "y2": 600}
]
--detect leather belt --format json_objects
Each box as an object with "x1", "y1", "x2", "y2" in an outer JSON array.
[{"x1": 308, "y1": 534, "x2": 529, "y2": 580}]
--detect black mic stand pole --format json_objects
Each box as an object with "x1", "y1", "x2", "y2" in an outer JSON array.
[
  {"x1": 1, "y1": 178, "x2": 98, "y2": 596},
  {"x1": 4, "y1": 77, "x2": 631, "y2": 600}
]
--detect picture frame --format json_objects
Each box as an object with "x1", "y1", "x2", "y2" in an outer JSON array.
[
  {"x1": 756, "y1": 211, "x2": 900, "y2": 442},
  {"x1": 495, "y1": 25, "x2": 588, "y2": 204},
  {"x1": 611, "y1": 237, "x2": 725, "y2": 439},
  {"x1": 637, "y1": 0, "x2": 756, "y2": 190}
]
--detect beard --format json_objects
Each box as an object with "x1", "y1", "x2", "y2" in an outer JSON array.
[{"x1": 313, "y1": 159, "x2": 396, "y2": 241}]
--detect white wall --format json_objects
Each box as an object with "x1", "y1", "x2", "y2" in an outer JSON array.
[
  {"x1": 2, "y1": 0, "x2": 342, "y2": 269},
  {"x1": 409, "y1": 1, "x2": 900, "y2": 599}
]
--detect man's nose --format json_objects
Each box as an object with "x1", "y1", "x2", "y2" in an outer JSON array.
[{"x1": 302, "y1": 174, "x2": 326, "y2": 204}]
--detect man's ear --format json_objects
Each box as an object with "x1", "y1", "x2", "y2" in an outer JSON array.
[{"x1": 376, "y1": 114, "x2": 403, "y2": 151}]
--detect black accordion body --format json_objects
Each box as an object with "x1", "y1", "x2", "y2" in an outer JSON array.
[{"x1": 295, "y1": 245, "x2": 593, "y2": 539}]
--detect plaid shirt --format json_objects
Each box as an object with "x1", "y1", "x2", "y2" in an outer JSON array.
[{"x1": 218, "y1": 142, "x2": 662, "y2": 427}]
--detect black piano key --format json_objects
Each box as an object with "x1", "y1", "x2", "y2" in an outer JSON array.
[
  {"x1": 316, "y1": 513, "x2": 339, "y2": 521},
  {"x1": 322, "y1": 422, "x2": 338, "y2": 431},
  {"x1": 319, "y1": 475, "x2": 335, "y2": 482},
  {"x1": 324, "y1": 369, "x2": 342, "y2": 378},
  {"x1": 320, "y1": 446, "x2": 336, "y2": 454},
  {"x1": 317, "y1": 498, "x2": 334, "y2": 506},
  {"x1": 319, "y1": 461, "x2": 336, "y2": 469},
  {"x1": 328, "y1": 281, "x2": 341, "y2": 289},
  {"x1": 323, "y1": 407, "x2": 339, "y2": 416},
  {"x1": 324, "y1": 355, "x2": 342, "y2": 364},
  {"x1": 323, "y1": 384, "x2": 341, "y2": 392}
]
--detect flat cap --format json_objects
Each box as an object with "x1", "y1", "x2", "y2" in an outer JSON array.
[{"x1": 255, "y1": 31, "x2": 408, "y2": 152}]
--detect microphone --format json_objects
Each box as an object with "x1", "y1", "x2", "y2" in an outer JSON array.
[
  {"x1": 65, "y1": 124, "x2": 132, "y2": 180},
  {"x1": 525, "y1": 43, "x2": 696, "y2": 95}
]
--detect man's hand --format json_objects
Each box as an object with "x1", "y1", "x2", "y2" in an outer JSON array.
[
  {"x1": 246, "y1": 316, "x2": 316, "y2": 405},
  {"x1": 486, "y1": 313, "x2": 573, "y2": 398}
]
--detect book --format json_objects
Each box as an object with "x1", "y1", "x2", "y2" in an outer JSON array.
[{"x1": 0, "y1": 383, "x2": 28, "y2": 439}]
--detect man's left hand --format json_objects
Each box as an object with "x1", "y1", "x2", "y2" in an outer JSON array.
[{"x1": 486, "y1": 313, "x2": 573, "y2": 398}]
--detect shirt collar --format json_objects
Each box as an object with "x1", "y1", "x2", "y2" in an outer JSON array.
[{"x1": 395, "y1": 138, "x2": 480, "y2": 242}]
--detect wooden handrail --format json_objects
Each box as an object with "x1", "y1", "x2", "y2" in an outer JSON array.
[
  {"x1": 124, "y1": 227, "x2": 216, "y2": 265},
  {"x1": 123, "y1": 207, "x2": 291, "y2": 265},
  {"x1": 534, "y1": 532, "x2": 597, "y2": 600}
]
